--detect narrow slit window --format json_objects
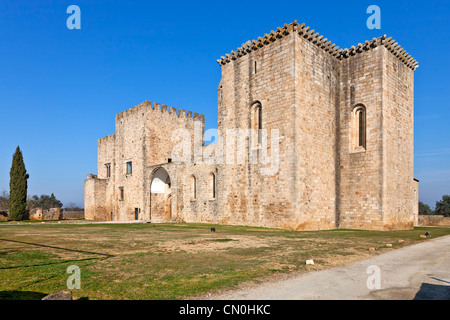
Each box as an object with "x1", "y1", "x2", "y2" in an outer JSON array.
[
  {"x1": 119, "y1": 187, "x2": 124, "y2": 201},
  {"x1": 106, "y1": 163, "x2": 111, "y2": 178},
  {"x1": 258, "y1": 106, "x2": 262, "y2": 145},
  {"x1": 210, "y1": 173, "x2": 216, "y2": 199},
  {"x1": 358, "y1": 111, "x2": 364, "y2": 147},
  {"x1": 352, "y1": 105, "x2": 366, "y2": 150},
  {"x1": 191, "y1": 175, "x2": 197, "y2": 200},
  {"x1": 251, "y1": 102, "x2": 262, "y2": 147}
]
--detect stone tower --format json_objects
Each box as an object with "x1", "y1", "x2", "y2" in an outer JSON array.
[{"x1": 216, "y1": 21, "x2": 418, "y2": 230}]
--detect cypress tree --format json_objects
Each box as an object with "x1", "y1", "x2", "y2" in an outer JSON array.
[{"x1": 9, "y1": 146, "x2": 29, "y2": 221}]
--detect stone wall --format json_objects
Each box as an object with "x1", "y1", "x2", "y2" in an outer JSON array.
[
  {"x1": 418, "y1": 215, "x2": 450, "y2": 226},
  {"x1": 29, "y1": 208, "x2": 62, "y2": 220},
  {"x1": 338, "y1": 46, "x2": 385, "y2": 230},
  {"x1": 337, "y1": 41, "x2": 417, "y2": 230},
  {"x1": 61, "y1": 211, "x2": 84, "y2": 220},
  {"x1": 171, "y1": 162, "x2": 218, "y2": 224},
  {"x1": 0, "y1": 209, "x2": 82, "y2": 221},
  {"x1": 293, "y1": 28, "x2": 340, "y2": 230},
  {"x1": 1, "y1": 209, "x2": 77, "y2": 221},
  {"x1": 218, "y1": 28, "x2": 297, "y2": 229},
  {"x1": 382, "y1": 47, "x2": 416, "y2": 230}
]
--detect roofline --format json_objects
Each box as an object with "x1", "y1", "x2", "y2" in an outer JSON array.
[{"x1": 217, "y1": 21, "x2": 419, "y2": 71}]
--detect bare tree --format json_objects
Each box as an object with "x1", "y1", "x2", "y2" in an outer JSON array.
[
  {"x1": 64, "y1": 202, "x2": 83, "y2": 211},
  {"x1": 0, "y1": 190, "x2": 9, "y2": 211}
]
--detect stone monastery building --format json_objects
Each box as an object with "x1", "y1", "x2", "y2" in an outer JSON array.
[{"x1": 85, "y1": 21, "x2": 419, "y2": 231}]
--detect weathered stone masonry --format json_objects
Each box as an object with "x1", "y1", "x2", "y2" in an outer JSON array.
[{"x1": 85, "y1": 21, "x2": 419, "y2": 230}]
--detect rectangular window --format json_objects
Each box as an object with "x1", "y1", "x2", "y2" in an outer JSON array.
[
  {"x1": 213, "y1": 175, "x2": 216, "y2": 199},
  {"x1": 210, "y1": 173, "x2": 216, "y2": 199},
  {"x1": 126, "y1": 161, "x2": 132, "y2": 175},
  {"x1": 119, "y1": 187, "x2": 124, "y2": 201}
]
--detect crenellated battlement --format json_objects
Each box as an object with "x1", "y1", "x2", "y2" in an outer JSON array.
[
  {"x1": 217, "y1": 22, "x2": 294, "y2": 66},
  {"x1": 336, "y1": 35, "x2": 418, "y2": 70},
  {"x1": 98, "y1": 133, "x2": 115, "y2": 144},
  {"x1": 217, "y1": 20, "x2": 418, "y2": 71},
  {"x1": 115, "y1": 100, "x2": 205, "y2": 122}
]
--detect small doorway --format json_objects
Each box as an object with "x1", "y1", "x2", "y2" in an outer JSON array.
[
  {"x1": 164, "y1": 195, "x2": 172, "y2": 221},
  {"x1": 135, "y1": 208, "x2": 139, "y2": 220}
]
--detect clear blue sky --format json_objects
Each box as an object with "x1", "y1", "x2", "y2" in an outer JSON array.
[{"x1": 0, "y1": 0, "x2": 449, "y2": 208}]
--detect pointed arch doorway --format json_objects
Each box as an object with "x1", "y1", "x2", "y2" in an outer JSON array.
[{"x1": 150, "y1": 167, "x2": 172, "y2": 222}]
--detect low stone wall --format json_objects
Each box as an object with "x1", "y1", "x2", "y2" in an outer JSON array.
[
  {"x1": 61, "y1": 211, "x2": 84, "y2": 220},
  {"x1": 418, "y1": 215, "x2": 450, "y2": 226},
  {"x1": 29, "y1": 208, "x2": 62, "y2": 220},
  {"x1": 0, "y1": 209, "x2": 83, "y2": 221}
]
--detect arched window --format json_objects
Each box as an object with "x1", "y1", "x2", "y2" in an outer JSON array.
[
  {"x1": 352, "y1": 105, "x2": 366, "y2": 151},
  {"x1": 251, "y1": 102, "x2": 262, "y2": 147},
  {"x1": 210, "y1": 172, "x2": 216, "y2": 199},
  {"x1": 190, "y1": 175, "x2": 197, "y2": 200}
]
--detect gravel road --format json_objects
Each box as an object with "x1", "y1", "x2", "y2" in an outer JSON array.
[{"x1": 209, "y1": 234, "x2": 450, "y2": 300}]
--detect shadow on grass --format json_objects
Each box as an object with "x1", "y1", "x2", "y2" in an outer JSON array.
[
  {"x1": 0, "y1": 257, "x2": 104, "y2": 270},
  {"x1": 0, "y1": 238, "x2": 114, "y2": 258},
  {"x1": 0, "y1": 291, "x2": 90, "y2": 300},
  {"x1": 0, "y1": 290, "x2": 48, "y2": 300},
  {"x1": 0, "y1": 238, "x2": 114, "y2": 270}
]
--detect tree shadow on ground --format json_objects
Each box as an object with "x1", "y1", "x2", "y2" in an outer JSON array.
[
  {"x1": 0, "y1": 291, "x2": 90, "y2": 300},
  {"x1": 0, "y1": 238, "x2": 114, "y2": 258},
  {"x1": 0, "y1": 290, "x2": 48, "y2": 300},
  {"x1": 413, "y1": 281, "x2": 450, "y2": 300}
]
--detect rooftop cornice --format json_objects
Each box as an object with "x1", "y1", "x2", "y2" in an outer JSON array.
[
  {"x1": 337, "y1": 34, "x2": 419, "y2": 70},
  {"x1": 217, "y1": 21, "x2": 419, "y2": 71}
]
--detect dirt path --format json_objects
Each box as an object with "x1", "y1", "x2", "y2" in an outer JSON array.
[{"x1": 207, "y1": 235, "x2": 450, "y2": 300}]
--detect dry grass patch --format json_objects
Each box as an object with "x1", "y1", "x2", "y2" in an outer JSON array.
[{"x1": 0, "y1": 223, "x2": 449, "y2": 300}]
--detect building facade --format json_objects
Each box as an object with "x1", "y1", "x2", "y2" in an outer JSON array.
[{"x1": 85, "y1": 21, "x2": 419, "y2": 230}]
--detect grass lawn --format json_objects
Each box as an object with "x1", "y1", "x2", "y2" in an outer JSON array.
[{"x1": 0, "y1": 222, "x2": 449, "y2": 300}]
